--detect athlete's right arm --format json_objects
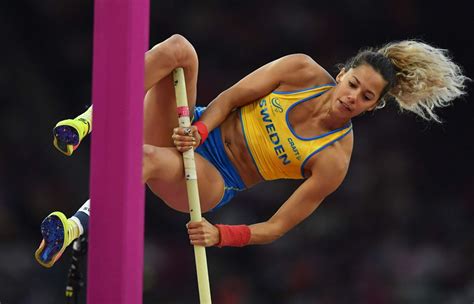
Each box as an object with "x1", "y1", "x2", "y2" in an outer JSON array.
[{"x1": 196, "y1": 54, "x2": 331, "y2": 133}]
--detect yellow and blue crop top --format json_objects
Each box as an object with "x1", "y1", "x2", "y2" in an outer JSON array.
[{"x1": 239, "y1": 84, "x2": 352, "y2": 180}]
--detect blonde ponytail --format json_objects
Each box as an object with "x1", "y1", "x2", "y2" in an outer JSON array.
[{"x1": 378, "y1": 40, "x2": 469, "y2": 122}]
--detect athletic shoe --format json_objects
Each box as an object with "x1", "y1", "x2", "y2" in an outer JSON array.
[
  {"x1": 53, "y1": 118, "x2": 91, "y2": 156},
  {"x1": 35, "y1": 212, "x2": 78, "y2": 268}
]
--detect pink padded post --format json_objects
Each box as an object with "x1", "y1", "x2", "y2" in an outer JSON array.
[{"x1": 88, "y1": 0, "x2": 149, "y2": 303}]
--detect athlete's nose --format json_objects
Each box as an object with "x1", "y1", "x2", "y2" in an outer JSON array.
[{"x1": 346, "y1": 94, "x2": 356, "y2": 104}]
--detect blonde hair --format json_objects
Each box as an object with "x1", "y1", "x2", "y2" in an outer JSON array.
[{"x1": 378, "y1": 40, "x2": 469, "y2": 122}]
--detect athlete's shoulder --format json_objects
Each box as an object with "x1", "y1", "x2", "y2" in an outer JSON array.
[
  {"x1": 276, "y1": 53, "x2": 335, "y2": 88},
  {"x1": 304, "y1": 132, "x2": 353, "y2": 180},
  {"x1": 301, "y1": 138, "x2": 353, "y2": 196}
]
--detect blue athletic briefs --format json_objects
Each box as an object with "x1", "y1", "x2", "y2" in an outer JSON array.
[{"x1": 194, "y1": 107, "x2": 246, "y2": 210}]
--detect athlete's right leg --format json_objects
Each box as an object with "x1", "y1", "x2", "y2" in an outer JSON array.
[
  {"x1": 52, "y1": 34, "x2": 198, "y2": 155},
  {"x1": 142, "y1": 33, "x2": 198, "y2": 147},
  {"x1": 53, "y1": 106, "x2": 92, "y2": 156},
  {"x1": 37, "y1": 35, "x2": 207, "y2": 267},
  {"x1": 140, "y1": 36, "x2": 225, "y2": 212}
]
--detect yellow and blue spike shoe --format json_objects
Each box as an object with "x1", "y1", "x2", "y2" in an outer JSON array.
[
  {"x1": 34, "y1": 212, "x2": 78, "y2": 268},
  {"x1": 53, "y1": 118, "x2": 91, "y2": 156}
]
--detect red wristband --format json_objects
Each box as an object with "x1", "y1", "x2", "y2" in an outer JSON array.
[
  {"x1": 192, "y1": 121, "x2": 208, "y2": 145},
  {"x1": 215, "y1": 224, "x2": 251, "y2": 247}
]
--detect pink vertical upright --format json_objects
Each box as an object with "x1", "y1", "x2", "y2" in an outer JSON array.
[{"x1": 88, "y1": 0, "x2": 149, "y2": 303}]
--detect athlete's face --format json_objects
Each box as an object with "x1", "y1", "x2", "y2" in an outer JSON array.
[{"x1": 332, "y1": 64, "x2": 387, "y2": 118}]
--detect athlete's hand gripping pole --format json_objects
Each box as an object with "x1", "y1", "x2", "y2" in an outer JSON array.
[{"x1": 173, "y1": 67, "x2": 212, "y2": 304}]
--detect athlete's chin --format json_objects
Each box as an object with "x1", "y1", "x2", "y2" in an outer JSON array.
[
  {"x1": 351, "y1": 110, "x2": 367, "y2": 119},
  {"x1": 333, "y1": 107, "x2": 354, "y2": 119}
]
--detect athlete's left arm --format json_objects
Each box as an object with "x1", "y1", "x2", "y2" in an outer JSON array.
[
  {"x1": 247, "y1": 151, "x2": 350, "y2": 245},
  {"x1": 187, "y1": 149, "x2": 351, "y2": 247}
]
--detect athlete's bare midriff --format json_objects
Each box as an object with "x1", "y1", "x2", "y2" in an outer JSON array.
[{"x1": 220, "y1": 110, "x2": 263, "y2": 187}]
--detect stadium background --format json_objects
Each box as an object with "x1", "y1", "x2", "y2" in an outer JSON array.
[{"x1": 0, "y1": 0, "x2": 473, "y2": 303}]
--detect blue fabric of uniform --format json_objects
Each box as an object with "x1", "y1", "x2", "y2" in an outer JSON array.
[{"x1": 194, "y1": 107, "x2": 246, "y2": 210}]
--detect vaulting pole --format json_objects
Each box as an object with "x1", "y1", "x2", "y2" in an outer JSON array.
[{"x1": 173, "y1": 68, "x2": 212, "y2": 303}]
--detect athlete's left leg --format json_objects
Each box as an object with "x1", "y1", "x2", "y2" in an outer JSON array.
[
  {"x1": 35, "y1": 35, "x2": 220, "y2": 267},
  {"x1": 34, "y1": 200, "x2": 90, "y2": 268},
  {"x1": 142, "y1": 144, "x2": 225, "y2": 213},
  {"x1": 35, "y1": 142, "x2": 225, "y2": 267}
]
